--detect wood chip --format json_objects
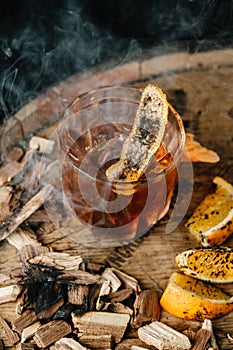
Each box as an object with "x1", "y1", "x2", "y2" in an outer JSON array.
[
  {"x1": 0, "y1": 284, "x2": 21, "y2": 304},
  {"x1": 51, "y1": 337, "x2": 90, "y2": 349},
  {"x1": 12, "y1": 310, "x2": 38, "y2": 334},
  {"x1": 68, "y1": 284, "x2": 89, "y2": 305},
  {"x1": 101, "y1": 268, "x2": 122, "y2": 293},
  {"x1": 192, "y1": 319, "x2": 213, "y2": 350},
  {"x1": 0, "y1": 339, "x2": 4, "y2": 350},
  {"x1": 29, "y1": 136, "x2": 55, "y2": 154},
  {"x1": 0, "y1": 161, "x2": 23, "y2": 187},
  {"x1": 37, "y1": 296, "x2": 64, "y2": 321},
  {"x1": 56, "y1": 269, "x2": 100, "y2": 285},
  {"x1": 72, "y1": 311, "x2": 130, "y2": 344},
  {"x1": 33, "y1": 320, "x2": 72, "y2": 348},
  {"x1": 0, "y1": 184, "x2": 53, "y2": 241},
  {"x1": 96, "y1": 280, "x2": 111, "y2": 311},
  {"x1": 102, "y1": 302, "x2": 133, "y2": 315},
  {"x1": 102, "y1": 288, "x2": 134, "y2": 304},
  {"x1": 0, "y1": 317, "x2": 20, "y2": 346},
  {"x1": 138, "y1": 321, "x2": 191, "y2": 350},
  {"x1": 28, "y1": 252, "x2": 83, "y2": 271},
  {"x1": 21, "y1": 321, "x2": 41, "y2": 343},
  {"x1": 131, "y1": 289, "x2": 160, "y2": 328},
  {"x1": 16, "y1": 343, "x2": 35, "y2": 350},
  {"x1": 0, "y1": 186, "x2": 12, "y2": 220},
  {"x1": 78, "y1": 334, "x2": 113, "y2": 350},
  {"x1": 183, "y1": 133, "x2": 220, "y2": 163},
  {"x1": 111, "y1": 268, "x2": 141, "y2": 293}
]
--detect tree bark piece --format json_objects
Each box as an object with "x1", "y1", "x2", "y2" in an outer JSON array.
[
  {"x1": 138, "y1": 321, "x2": 191, "y2": 350},
  {"x1": 33, "y1": 320, "x2": 72, "y2": 348},
  {"x1": 72, "y1": 311, "x2": 130, "y2": 344},
  {"x1": 0, "y1": 185, "x2": 53, "y2": 241},
  {"x1": 131, "y1": 289, "x2": 160, "y2": 328}
]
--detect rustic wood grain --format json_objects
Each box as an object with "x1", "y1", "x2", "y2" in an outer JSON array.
[{"x1": 0, "y1": 49, "x2": 233, "y2": 349}]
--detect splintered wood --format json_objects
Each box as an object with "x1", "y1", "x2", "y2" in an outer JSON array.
[{"x1": 106, "y1": 84, "x2": 168, "y2": 182}]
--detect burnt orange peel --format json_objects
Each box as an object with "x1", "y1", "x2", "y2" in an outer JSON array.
[{"x1": 106, "y1": 84, "x2": 168, "y2": 183}]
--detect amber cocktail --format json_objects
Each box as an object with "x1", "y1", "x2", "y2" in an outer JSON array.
[{"x1": 58, "y1": 86, "x2": 185, "y2": 247}]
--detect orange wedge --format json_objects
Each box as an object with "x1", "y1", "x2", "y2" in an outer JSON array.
[
  {"x1": 185, "y1": 176, "x2": 233, "y2": 246},
  {"x1": 160, "y1": 272, "x2": 233, "y2": 321},
  {"x1": 175, "y1": 246, "x2": 233, "y2": 283}
]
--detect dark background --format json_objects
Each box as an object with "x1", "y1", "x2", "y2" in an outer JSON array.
[{"x1": 0, "y1": 0, "x2": 232, "y2": 122}]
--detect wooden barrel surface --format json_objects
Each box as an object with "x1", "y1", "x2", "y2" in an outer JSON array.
[{"x1": 0, "y1": 48, "x2": 233, "y2": 349}]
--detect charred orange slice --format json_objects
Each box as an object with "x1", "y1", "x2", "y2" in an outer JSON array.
[
  {"x1": 160, "y1": 272, "x2": 233, "y2": 321},
  {"x1": 185, "y1": 176, "x2": 233, "y2": 246},
  {"x1": 175, "y1": 246, "x2": 233, "y2": 283},
  {"x1": 106, "y1": 84, "x2": 168, "y2": 183}
]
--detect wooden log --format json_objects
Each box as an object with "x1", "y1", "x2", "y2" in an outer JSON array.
[
  {"x1": 33, "y1": 320, "x2": 72, "y2": 348},
  {"x1": 72, "y1": 311, "x2": 130, "y2": 344}
]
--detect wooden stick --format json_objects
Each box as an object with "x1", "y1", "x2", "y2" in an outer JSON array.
[{"x1": 0, "y1": 184, "x2": 53, "y2": 241}]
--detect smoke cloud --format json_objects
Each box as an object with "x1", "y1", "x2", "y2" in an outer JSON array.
[{"x1": 0, "y1": 0, "x2": 232, "y2": 122}]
